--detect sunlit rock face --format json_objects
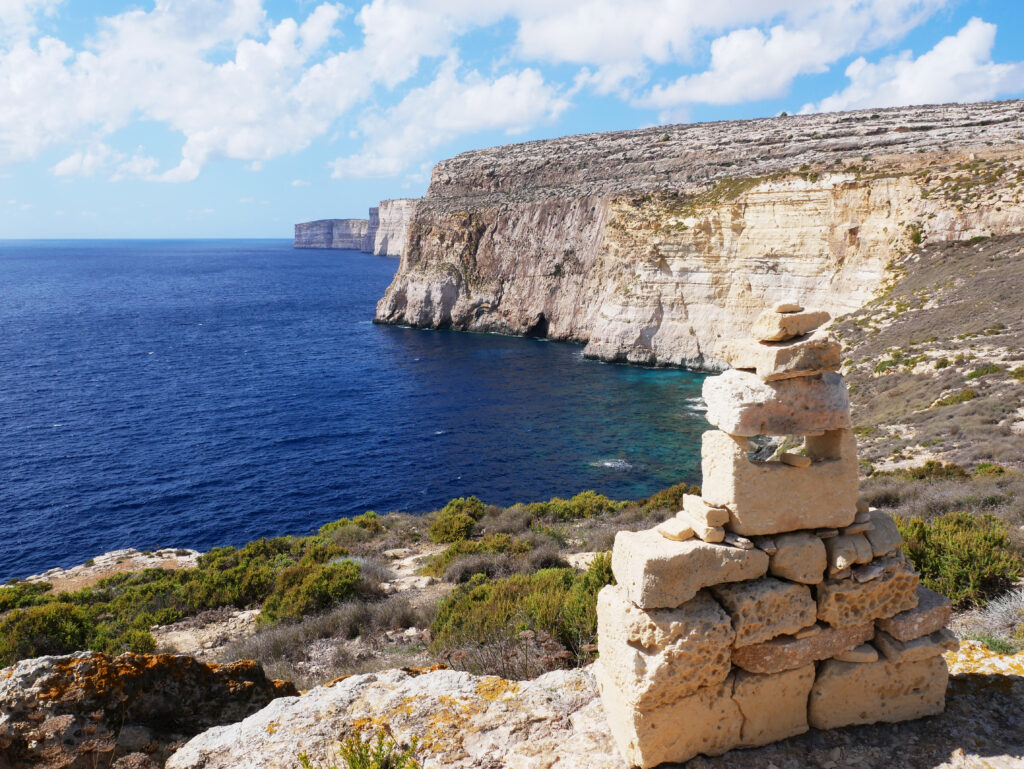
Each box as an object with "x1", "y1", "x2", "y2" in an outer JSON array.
[{"x1": 376, "y1": 100, "x2": 1024, "y2": 369}]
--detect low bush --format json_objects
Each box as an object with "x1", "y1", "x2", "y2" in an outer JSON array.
[
  {"x1": 897, "y1": 512, "x2": 1024, "y2": 607},
  {"x1": 422, "y1": 534, "x2": 532, "y2": 579},
  {"x1": 874, "y1": 460, "x2": 971, "y2": 482},
  {"x1": 428, "y1": 497, "x2": 486, "y2": 543},
  {"x1": 932, "y1": 388, "x2": 977, "y2": 408},
  {"x1": 974, "y1": 462, "x2": 1007, "y2": 477},
  {"x1": 430, "y1": 553, "x2": 614, "y2": 670},
  {"x1": 1012, "y1": 366, "x2": 1024, "y2": 381},
  {"x1": 259, "y1": 561, "x2": 363, "y2": 624},
  {"x1": 0, "y1": 581, "x2": 52, "y2": 613},
  {"x1": 637, "y1": 482, "x2": 700, "y2": 515},
  {"x1": 525, "y1": 490, "x2": 626, "y2": 521},
  {"x1": 0, "y1": 603, "x2": 94, "y2": 663},
  {"x1": 299, "y1": 727, "x2": 420, "y2": 769},
  {"x1": 966, "y1": 363, "x2": 1004, "y2": 380}
]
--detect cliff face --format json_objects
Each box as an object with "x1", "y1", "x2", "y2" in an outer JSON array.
[
  {"x1": 294, "y1": 218, "x2": 370, "y2": 250},
  {"x1": 372, "y1": 198, "x2": 418, "y2": 257},
  {"x1": 376, "y1": 100, "x2": 1024, "y2": 368}
]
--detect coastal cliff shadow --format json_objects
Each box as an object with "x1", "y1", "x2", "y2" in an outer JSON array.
[{"x1": 671, "y1": 672, "x2": 1024, "y2": 769}]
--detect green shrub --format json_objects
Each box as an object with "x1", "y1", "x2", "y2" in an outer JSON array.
[
  {"x1": 966, "y1": 363, "x2": 1004, "y2": 380},
  {"x1": 0, "y1": 603, "x2": 94, "y2": 666},
  {"x1": 639, "y1": 482, "x2": 700, "y2": 514},
  {"x1": 260, "y1": 561, "x2": 362, "y2": 624},
  {"x1": 422, "y1": 535, "x2": 532, "y2": 578},
  {"x1": 527, "y1": 490, "x2": 626, "y2": 521},
  {"x1": 969, "y1": 633, "x2": 1022, "y2": 655},
  {"x1": 897, "y1": 512, "x2": 1023, "y2": 607},
  {"x1": 0, "y1": 581, "x2": 52, "y2": 613},
  {"x1": 934, "y1": 357, "x2": 951, "y2": 370},
  {"x1": 974, "y1": 462, "x2": 1007, "y2": 477},
  {"x1": 431, "y1": 554, "x2": 614, "y2": 656},
  {"x1": 440, "y1": 497, "x2": 487, "y2": 521},
  {"x1": 429, "y1": 512, "x2": 476, "y2": 543},
  {"x1": 875, "y1": 460, "x2": 970, "y2": 481},
  {"x1": 299, "y1": 727, "x2": 420, "y2": 769},
  {"x1": 932, "y1": 388, "x2": 977, "y2": 408},
  {"x1": 1011, "y1": 366, "x2": 1024, "y2": 381}
]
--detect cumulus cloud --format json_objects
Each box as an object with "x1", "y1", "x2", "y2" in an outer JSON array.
[
  {"x1": 804, "y1": 17, "x2": 1024, "y2": 113},
  {"x1": 0, "y1": 0, "x2": 62, "y2": 42},
  {"x1": 330, "y1": 57, "x2": 568, "y2": 178},
  {"x1": 51, "y1": 143, "x2": 118, "y2": 177}
]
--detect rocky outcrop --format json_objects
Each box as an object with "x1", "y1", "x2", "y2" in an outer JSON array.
[
  {"x1": 0, "y1": 652, "x2": 296, "y2": 769},
  {"x1": 376, "y1": 100, "x2": 1024, "y2": 368},
  {"x1": 372, "y1": 198, "x2": 418, "y2": 257},
  {"x1": 294, "y1": 218, "x2": 370, "y2": 250},
  {"x1": 164, "y1": 643, "x2": 1024, "y2": 769}
]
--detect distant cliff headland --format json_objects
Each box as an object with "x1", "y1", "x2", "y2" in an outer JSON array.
[
  {"x1": 374, "y1": 100, "x2": 1024, "y2": 369},
  {"x1": 295, "y1": 198, "x2": 417, "y2": 256}
]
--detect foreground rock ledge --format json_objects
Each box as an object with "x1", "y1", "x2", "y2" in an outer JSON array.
[{"x1": 165, "y1": 644, "x2": 1024, "y2": 769}]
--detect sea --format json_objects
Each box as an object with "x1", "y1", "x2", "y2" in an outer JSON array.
[{"x1": 0, "y1": 240, "x2": 709, "y2": 582}]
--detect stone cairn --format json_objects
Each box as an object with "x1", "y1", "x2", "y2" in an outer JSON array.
[{"x1": 596, "y1": 304, "x2": 958, "y2": 769}]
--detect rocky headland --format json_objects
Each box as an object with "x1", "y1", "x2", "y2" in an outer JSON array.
[
  {"x1": 294, "y1": 199, "x2": 418, "y2": 256},
  {"x1": 375, "y1": 100, "x2": 1024, "y2": 369}
]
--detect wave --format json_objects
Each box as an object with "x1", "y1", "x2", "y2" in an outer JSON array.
[{"x1": 591, "y1": 458, "x2": 632, "y2": 471}]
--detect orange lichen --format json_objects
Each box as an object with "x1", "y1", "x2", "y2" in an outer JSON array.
[{"x1": 475, "y1": 676, "x2": 520, "y2": 702}]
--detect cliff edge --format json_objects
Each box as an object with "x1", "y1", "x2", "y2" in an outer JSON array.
[{"x1": 375, "y1": 100, "x2": 1024, "y2": 369}]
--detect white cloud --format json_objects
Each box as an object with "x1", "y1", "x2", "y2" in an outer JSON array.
[
  {"x1": 0, "y1": 0, "x2": 61, "y2": 42},
  {"x1": 639, "y1": 0, "x2": 947, "y2": 110},
  {"x1": 52, "y1": 143, "x2": 118, "y2": 176},
  {"x1": 805, "y1": 17, "x2": 1024, "y2": 113},
  {"x1": 330, "y1": 57, "x2": 568, "y2": 178},
  {"x1": 291, "y1": 179, "x2": 310, "y2": 186}
]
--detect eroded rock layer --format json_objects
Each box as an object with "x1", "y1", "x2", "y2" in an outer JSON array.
[{"x1": 376, "y1": 100, "x2": 1024, "y2": 367}]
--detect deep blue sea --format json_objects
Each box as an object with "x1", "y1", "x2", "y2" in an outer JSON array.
[{"x1": 0, "y1": 240, "x2": 708, "y2": 582}]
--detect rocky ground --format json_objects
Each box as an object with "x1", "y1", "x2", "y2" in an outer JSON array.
[{"x1": 24, "y1": 547, "x2": 200, "y2": 593}]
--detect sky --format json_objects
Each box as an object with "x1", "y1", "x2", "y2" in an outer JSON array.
[{"x1": 1, "y1": 0, "x2": 1023, "y2": 238}]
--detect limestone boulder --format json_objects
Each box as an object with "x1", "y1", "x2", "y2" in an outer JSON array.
[
  {"x1": 596, "y1": 667, "x2": 741, "y2": 769},
  {"x1": 0, "y1": 652, "x2": 296, "y2": 769},
  {"x1": 682, "y1": 494, "x2": 731, "y2": 526},
  {"x1": 816, "y1": 556, "x2": 919, "y2": 626},
  {"x1": 731, "y1": 621, "x2": 874, "y2": 674},
  {"x1": 751, "y1": 309, "x2": 831, "y2": 342},
  {"x1": 769, "y1": 532, "x2": 827, "y2": 584},
  {"x1": 596, "y1": 587, "x2": 733, "y2": 708},
  {"x1": 701, "y1": 430, "x2": 858, "y2": 536},
  {"x1": 611, "y1": 528, "x2": 769, "y2": 609},
  {"x1": 711, "y1": 577, "x2": 817, "y2": 647},
  {"x1": 718, "y1": 329, "x2": 841, "y2": 381},
  {"x1": 825, "y1": 533, "x2": 874, "y2": 575},
  {"x1": 807, "y1": 656, "x2": 949, "y2": 729},
  {"x1": 875, "y1": 585, "x2": 953, "y2": 641},
  {"x1": 865, "y1": 509, "x2": 902, "y2": 557},
  {"x1": 732, "y1": 665, "x2": 815, "y2": 747},
  {"x1": 703, "y1": 370, "x2": 851, "y2": 436}
]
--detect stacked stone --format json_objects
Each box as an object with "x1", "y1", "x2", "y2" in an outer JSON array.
[{"x1": 596, "y1": 303, "x2": 957, "y2": 769}]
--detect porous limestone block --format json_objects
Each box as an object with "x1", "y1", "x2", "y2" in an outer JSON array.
[
  {"x1": 718, "y1": 329, "x2": 841, "y2": 381},
  {"x1": 655, "y1": 516, "x2": 694, "y2": 541},
  {"x1": 865, "y1": 509, "x2": 902, "y2": 557},
  {"x1": 711, "y1": 577, "x2": 817, "y2": 647},
  {"x1": 874, "y1": 628, "x2": 959, "y2": 663},
  {"x1": 816, "y1": 556, "x2": 919, "y2": 626},
  {"x1": 611, "y1": 528, "x2": 769, "y2": 609},
  {"x1": 731, "y1": 621, "x2": 874, "y2": 674},
  {"x1": 834, "y1": 643, "x2": 878, "y2": 663},
  {"x1": 596, "y1": 665, "x2": 741, "y2": 769},
  {"x1": 596, "y1": 586, "x2": 734, "y2": 708},
  {"x1": 682, "y1": 494, "x2": 731, "y2": 527},
  {"x1": 702, "y1": 370, "x2": 851, "y2": 436},
  {"x1": 875, "y1": 585, "x2": 952, "y2": 642},
  {"x1": 701, "y1": 430, "x2": 858, "y2": 536},
  {"x1": 808, "y1": 656, "x2": 948, "y2": 729},
  {"x1": 676, "y1": 508, "x2": 725, "y2": 542},
  {"x1": 769, "y1": 532, "x2": 826, "y2": 584},
  {"x1": 780, "y1": 452, "x2": 811, "y2": 468},
  {"x1": 732, "y1": 665, "x2": 815, "y2": 747},
  {"x1": 825, "y1": 533, "x2": 873, "y2": 575},
  {"x1": 751, "y1": 308, "x2": 831, "y2": 342},
  {"x1": 773, "y1": 302, "x2": 803, "y2": 313}
]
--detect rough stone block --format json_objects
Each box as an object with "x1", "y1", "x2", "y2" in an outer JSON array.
[
  {"x1": 816, "y1": 556, "x2": 919, "y2": 626},
  {"x1": 711, "y1": 577, "x2": 817, "y2": 647},
  {"x1": 596, "y1": 586, "x2": 734, "y2": 708},
  {"x1": 769, "y1": 532, "x2": 826, "y2": 584},
  {"x1": 655, "y1": 516, "x2": 693, "y2": 541},
  {"x1": 718, "y1": 329, "x2": 841, "y2": 381},
  {"x1": 596, "y1": 666, "x2": 741, "y2": 769},
  {"x1": 834, "y1": 643, "x2": 878, "y2": 663},
  {"x1": 774, "y1": 302, "x2": 803, "y2": 313},
  {"x1": 875, "y1": 586, "x2": 953, "y2": 642},
  {"x1": 701, "y1": 430, "x2": 858, "y2": 536},
  {"x1": 611, "y1": 527, "x2": 769, "y2": 609},
  {"x1": 751, "y1": 308, "x2": 831, "y2": 342},
  {"x1": 825, "y1": 533, "x2": 873, "y2": 575},
  {"x1": 682, "y1": 494, "x2": 731, "y2": 526},
  {"x1": 731, "y1": 621, "x2": 874, "y2": 674},
  {"x1": 808, "y1": 656, "x2": 948, "y2": 729},
  {"x1": 703, "y1": 370, "x2": 851, "y2": 436},
  {"x1": 865, "y1": 509, "x2": 902, "y2": 557},
  {"x1": 874, "y1": 628, "x2": 959, "y2": 663},
  {"x1": 732, "y1": 665, "x2": 815, "y2": 747}
]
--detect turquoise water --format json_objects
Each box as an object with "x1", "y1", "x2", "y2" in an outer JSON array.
[{"x1": 0, "y1": 240, "x2": 709, "y2": 581}]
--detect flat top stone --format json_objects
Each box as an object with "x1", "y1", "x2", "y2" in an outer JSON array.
[
  {"x1": 751, "y1": 309, "x2": 831, "y2": 342},
  {"x1": 774, "y1": 302, "x2": 803, "y2": 313}
]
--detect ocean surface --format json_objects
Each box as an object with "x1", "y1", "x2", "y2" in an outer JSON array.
[{"x1": 0, "y1": 240, "x2": 709, "y2": 582}]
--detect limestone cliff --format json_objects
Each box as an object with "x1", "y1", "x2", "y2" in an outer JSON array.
[
  {"x1": 294, "y1": 218, "x2": 370, "y2": 250},
  {"x1": 375, "y1": 100, "x2": 1024, "y2": 369},
  {"x1": 372, "y1": 198, "x2": 418, "y2": 257}
]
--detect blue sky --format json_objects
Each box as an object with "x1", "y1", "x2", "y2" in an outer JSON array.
[{"x1": 2, "y1": 0, "x2": 1023, "y2": 238}]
